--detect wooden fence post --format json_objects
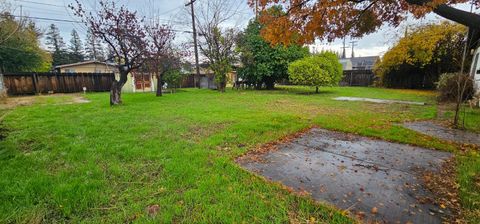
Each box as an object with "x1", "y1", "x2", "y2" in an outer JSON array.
[
  {"x1": 31, "y1": 73, "x2": 38, "y2": 94},
  {"x1": 349, "y1": 71, "x2": 353, "y2": 86}
]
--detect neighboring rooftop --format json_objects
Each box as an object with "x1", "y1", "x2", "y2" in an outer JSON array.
[
  {"x1": 339, "y1": 56, "x2": 380, "y2": 71},
  {"x1": 54, "y1": 61, "x2": 117, "y2": 69}
]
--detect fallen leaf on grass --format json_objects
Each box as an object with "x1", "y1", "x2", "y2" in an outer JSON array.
[{"x1": 147, "y1": 204, "x2": 160, "y2": 217}]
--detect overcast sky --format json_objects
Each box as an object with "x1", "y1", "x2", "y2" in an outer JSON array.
[{"x1": 6, "y1": 0, "x2": 479, "y2": 58}]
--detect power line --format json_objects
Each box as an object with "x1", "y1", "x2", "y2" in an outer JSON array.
[
  {"x1": 155, "y1": 5, "x2": 184, "y2": 17},
  {"x1": 5, "y1": 14, "x2": 199, "y2": 34},
  {"x1": 21, "y1": 6, "x2": 74, "y2": 17},
  {"x1": 13, "y1": 0, "x2": 65, "y2": 8},
  {"x1": 8, "y1": 14, "x2": 83, "y2": 23}
]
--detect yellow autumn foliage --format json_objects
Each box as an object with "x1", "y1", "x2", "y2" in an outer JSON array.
[{"x1": 374, "y1": 21, "x2": 467, "y2": 87}]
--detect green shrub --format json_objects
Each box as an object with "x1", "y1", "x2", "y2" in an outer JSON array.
[
  {"x1": 288, "y1": 52, "x2": 343, "y2": 93},
  {"x1": 436, "y1": 73, "x2": 474, "y2": 102},
  {"x1": 163, "y1": 70, "x2": 187, "y2": 91}
]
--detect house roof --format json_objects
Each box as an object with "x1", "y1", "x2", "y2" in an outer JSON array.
[
  {"x1": 54, "y1": 61, "x2": 117, "y2": 69},
  {"x1": 349, "y1": 56, "x2": 380, "y2": 65}
]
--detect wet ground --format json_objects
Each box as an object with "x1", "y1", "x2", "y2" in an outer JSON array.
[
  {"x1": 403, "y1": 121, "x2": 480, "y2": 146},
  {"x1": 239, "y1": 128, "x2": 452, "y2": 223},
  {"x1": 334, "y1": 97, "x2": 426, "y2": 105}
]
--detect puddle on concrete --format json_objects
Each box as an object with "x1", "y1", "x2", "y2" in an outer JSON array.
[
  {"x1": 334, "y1": 97, "x2": 426, "y2": 105},
  {"x1": 403, "y1": 121, "x2": 480, "y2": 146},
  {"x1": 239, "y1": 128, "x2": 452, "y2": 223}
]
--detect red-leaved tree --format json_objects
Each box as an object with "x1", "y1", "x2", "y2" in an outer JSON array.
[
  {"x1": 71, "y1": 0, "x2": 148, "y2": 105},
  {"x1": 252, "y1": 0, "x2": 480, "y2": 47},
  {"x1": 145, "y1": 22, "x2": 176, "y2": 97}
]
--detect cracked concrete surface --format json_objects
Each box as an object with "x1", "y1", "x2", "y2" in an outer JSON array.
[{"x1": 239, "y1": 128, "x2": 452, "y2": 223}]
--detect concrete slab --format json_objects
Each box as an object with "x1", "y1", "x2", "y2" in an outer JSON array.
[
  {"x1": 239, "y1": 129, "x2": 452, "y2": 223},
  {"x1": 403, "y1": 121, "x2": 480, "y2": 146},
  {"x1": 334, "y1": 97, "x2": 426, "y2": 105}
]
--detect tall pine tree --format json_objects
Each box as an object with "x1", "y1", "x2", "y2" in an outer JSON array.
[
  {"x1": 0, "y1": 14, "x2": 51, "y2": 72},
  {"x1": 68, "y1": 29, "x2": 84, "y2": 63},
  {"x1": 45, "y1": 24, "x2": 69, "y2": 66},
  {"x1": 84, "y1": 29, "x2": 105, "y2": 61}
]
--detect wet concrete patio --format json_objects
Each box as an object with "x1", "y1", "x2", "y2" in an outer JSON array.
[
  {"x1": 239, "y1": 129, "x2": 452, "y2": 223},
  {"x1": 333, "y1": 97, "x2": 427, "y2": 105},
  {"x1": 403, "y1": 121, "x2": 480, "y2": 146}
]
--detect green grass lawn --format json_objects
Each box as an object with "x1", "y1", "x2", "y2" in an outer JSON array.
[{"x1": 0, "y1": 86, "x2": 478, "y2": 223}]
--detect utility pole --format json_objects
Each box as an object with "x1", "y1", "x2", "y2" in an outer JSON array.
[
  {"x1": 255, "y1": 0, "x2": 258, "y2": 18},
  {"x1": 186, "y1": 0, "x2": 200, "y2": 88},
  {"x1": 341, "y1": 38, "x2": 349, "y2": 59},
  {"x1": 350, "y1": 41, "x2": 358, "y2": 58}
]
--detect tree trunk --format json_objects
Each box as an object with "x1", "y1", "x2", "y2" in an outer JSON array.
[
  {"x1": 433, "y1": 4, "x2": 480, "y2": 29},
  {"x1": 219, "y1": 81, "x2": 226, "y2": 93},
  {"x1": 110, "y1": 80, "x2": 122, "y2": 106},
  {"x1": 406, "y1": 1, "x2": 480, "y2": 29},
  {"x1": 110, "y1": 70, "x2": 128, "y2": 106},
  {"x1": 156, "y1": 74, "x2": 163, "y2": 97},
  {"x1": 316, "y1": 86, "x2": 319, "y2": 93}
]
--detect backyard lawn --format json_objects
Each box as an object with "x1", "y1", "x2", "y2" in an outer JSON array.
[{"x1": 0, "y1": 87, "x2": 479, "y2": 223}]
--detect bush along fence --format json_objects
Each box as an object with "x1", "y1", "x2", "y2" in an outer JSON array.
[
  {"x1": 340, "y1": 70, "x2": 376, "y2": 87},
  {"x1": 3, "y1": 72, "x2": 115, "y2": 95}
]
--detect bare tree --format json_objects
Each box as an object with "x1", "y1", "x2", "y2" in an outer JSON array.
[
  {"x1": 71, "y1": 0, "x2": 148, "y2": 105},
  {"x1": 191, "y1": 0, "x2": 242, "y2": 92},
  {"x1": 145, "y1": 21, "x2": 176, "y2": 96},
  {"x1": 198, "y1": 26, "x2": 237, "y2": 92}
]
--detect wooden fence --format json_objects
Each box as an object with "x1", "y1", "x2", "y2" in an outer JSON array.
[
  {"x1": 340, "y1": 70, "x2": 376, "y2": 87},
  {"x1": 3, "y1": 72, "x2": 115, "y2": 95}
]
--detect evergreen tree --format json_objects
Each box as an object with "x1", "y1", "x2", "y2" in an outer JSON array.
[
  {"x1": 237, "y1": 18, "x2": 309, "y2": 89},
  {"x1": 68, "y1": 29, "x2": 84, "y2": 63},
  {"x1": 45, "y1": 24, "x2": 69, "y2": 66},
  {"x1": 0, "y1": 14, "x2": 51, "y2": 72},
  {"x1": 84, "y1": 29, "x2": 105, "y2": 61}
]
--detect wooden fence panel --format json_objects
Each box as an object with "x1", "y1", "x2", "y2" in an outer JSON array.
[{"x1": 3, "y1": 72, "x2": 115, "y2": 95}]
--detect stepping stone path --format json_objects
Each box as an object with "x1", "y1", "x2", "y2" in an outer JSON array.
[
  {"x1": 239, "y1": 128, "x2": 452, "y2": 223},
  {"x1": 403, "y1": 121, "x2": 480, "y2": 146}
]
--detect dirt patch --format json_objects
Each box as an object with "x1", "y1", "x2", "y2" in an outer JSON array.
[
  {"x1": 0, "y1": 94, "x2": 90, "y2": 110},
  {"x1": 182, "y1": 122, "x2": 233, "y2": 144}
]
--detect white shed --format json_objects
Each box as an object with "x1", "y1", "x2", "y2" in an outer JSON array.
[{"x1": 471, "y1": 46, "x2": 480, "y2": 94}]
